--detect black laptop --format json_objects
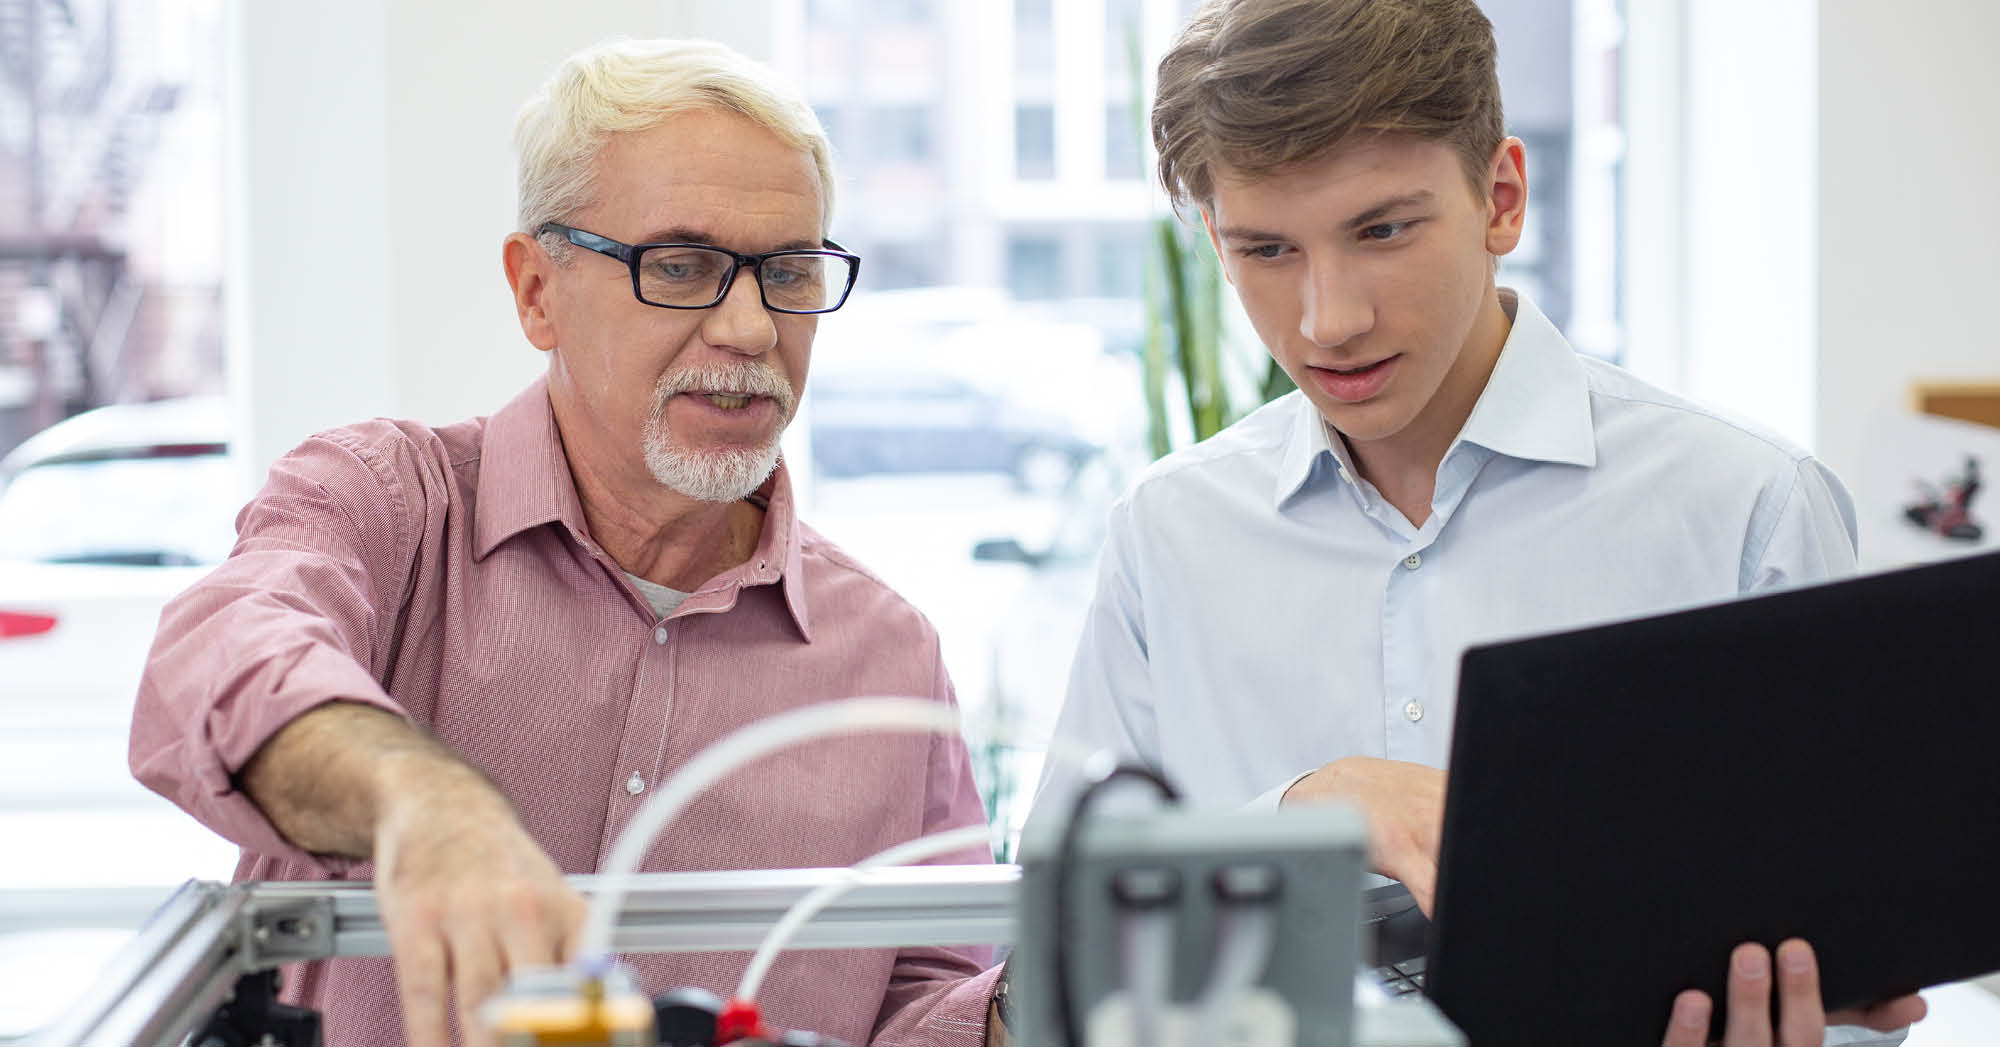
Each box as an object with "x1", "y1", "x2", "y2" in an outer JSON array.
[{"x1": 1407, "y1": 548, "x2": 2000, "y2": 1044}]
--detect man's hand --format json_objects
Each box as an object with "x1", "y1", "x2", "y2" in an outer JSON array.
[
  {"x1": 1661, "y1": 940, "x2": 1927, "y2": 1047},
  {"x1": 1281, "y1": 756, "x2": 1445, "y2": 914},
  {"x1": 374, "y1": 775, "x2": 588, "y2": 1047},
  {"x1": 241, "y1": 703, "x2": 587, "y2": 1047}
]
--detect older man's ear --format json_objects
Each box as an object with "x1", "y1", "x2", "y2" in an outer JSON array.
[{"x1": 502, "y1": 233, "x2": 559, "y2": 353}]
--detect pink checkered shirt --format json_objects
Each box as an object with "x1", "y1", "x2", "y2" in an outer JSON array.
[{"x1": 129, "y1": 378, "x2": 1000, "y2": 1046}]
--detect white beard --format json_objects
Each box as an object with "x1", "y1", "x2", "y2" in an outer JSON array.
[{"x1": 641, "y1": 361, "x2": 796, "y2": 503}]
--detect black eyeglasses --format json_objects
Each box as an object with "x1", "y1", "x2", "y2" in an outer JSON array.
[{"x1": 538, "y1": 222, "x2": 861, "y2": 314}]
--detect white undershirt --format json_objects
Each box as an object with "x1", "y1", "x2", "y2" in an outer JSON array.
[{"x1": 623, "y1": 571, "x2": 692, "y2": 618}]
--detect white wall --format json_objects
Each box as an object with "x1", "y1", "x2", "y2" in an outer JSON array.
[
  {"x1": 224, "y1": 0, "x2": 775, "y2": 481},
  {"x1": 1816, "y1": 0, "x2": 2000, "y2": 487},
  {"x1": 1625, "y1": 0, "x2": 2000, "y2": 570},
  {"x1": 1624, "y1": 0, "x2": 1819, "y2": 452}
]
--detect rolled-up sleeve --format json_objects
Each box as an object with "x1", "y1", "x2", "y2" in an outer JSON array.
[{"x1": 128, "y1": 430, "x2": 424, "y2": 874}]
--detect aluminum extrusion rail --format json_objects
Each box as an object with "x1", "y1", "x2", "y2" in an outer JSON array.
[
  {"x1": 254, "y1": 863, "x2": 1023, "y2": 958},
  {"x1": 27, "y1": 865, "x2": 1020, "y2": 1047}
]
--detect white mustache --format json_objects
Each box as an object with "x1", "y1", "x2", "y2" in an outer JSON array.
[{"x1": 656, "y1": 362, "x2": 796, "y2": 415}]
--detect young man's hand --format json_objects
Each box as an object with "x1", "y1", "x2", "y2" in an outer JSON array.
[
  {"x1": 1281, "y1": 756, "x2": 1445, "y2": 914},
  {"x1": 1661, "y1": 940, "x2": 1926, "y2": 1047},
  {"x1": 373, "y1": 777, "x2": 588, "y2": 1047}
]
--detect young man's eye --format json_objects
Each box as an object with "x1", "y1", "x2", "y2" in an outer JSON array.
[
  {"x1": 1360, "y1": 221, "x2": 1415, "y2": 242},
  {"x1": 1238, "y1": 243, "x2": 1289, "y2": 260}
]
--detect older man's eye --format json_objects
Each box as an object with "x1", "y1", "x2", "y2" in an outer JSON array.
[
  {"x1": 654, "y1": 262, "x2": 706, "y2": 282},
  {"x1": 645, "y1": 250, "x2": 725, "y2": 284}
]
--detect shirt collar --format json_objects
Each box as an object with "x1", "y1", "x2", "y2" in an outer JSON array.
[
  {"x1": 742, "y1": 464, "x2": 814, "y2": 643},
  {"x1": 474, "y1": 377, "x2": 587, "y2": 559},
  {"x1": 1450, "y1": 289, "x2": 1597, "y2": 469},
  {"x1": 1270, "y1": 288, "x2": 1596, "y2": 508},
  {"x1": 474, "y1": 377, "x2": 813, "y2": 642},
  {"x1": 1273, "y1": 392, "x2": 1346, "y2": 508}
]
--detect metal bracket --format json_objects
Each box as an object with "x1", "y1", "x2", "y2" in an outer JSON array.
[{"x1": 240, "y1": 894, "x2": 335, "y2": 970}]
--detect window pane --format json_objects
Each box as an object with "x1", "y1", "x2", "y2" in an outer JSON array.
[
  {"x1": 814, "y1": 106, "x2": 843, "y2": 153},
  {"x1": 1105, "y1": 0, "x2": 1145, "y2": 75},
  {"x1": 0, "y1": 9, "x2": 241, "y2": 1007},
  {"x1": 871, "y1": 104, "x2": 933, "y2": 164},
  {"x1": 868, "y1": 241, "x2": 939, "y2": 290},
  {"x1": 872, "y1": 0, "x2": 932, "y2": 24},
  {"x1": 1014, "y1": 0, "x2": 1054, "y2": 77},
  {"x1": 1006, "y1": 236, "x2": 1063, "y2": 300},
  {"x1": 1095, "y1": 225, "x2": 1146, "y2": 299},
  {"x1": 1015, "y1": 104, "x2": 1055, "y2": 180},
  {"x1": 1104, "y1": 104, "x2": 1141, "y2": 180}
]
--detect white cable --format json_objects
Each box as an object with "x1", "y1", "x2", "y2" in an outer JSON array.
[
  {"x1": 1191, "y1": 901, "x2": 1279, "y2": 1045},
  {"x1": 578, "y1": 695, "x2": 1103, "y2": 966},
  {"x1": 736, "y1": 823, "x2": 998, "y2": 1001},
  {"x1": 1118, "y1": 904, "x2": 1176, "y2": 1047},
  {"x1": 581, "y1": 697, "x2": 959, "y2": 962},
  {"x1": 735, "y1": 724, "x2": 1105, "y2": 1002}
]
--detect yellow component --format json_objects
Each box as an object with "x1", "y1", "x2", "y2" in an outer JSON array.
[{"x1": 485, "y1": 974, "x2": 655, "y2": 1047}]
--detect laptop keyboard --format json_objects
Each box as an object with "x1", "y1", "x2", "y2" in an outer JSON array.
[{"x1": 1371, "y1": 955, "x2": 1427, "y2": 997}]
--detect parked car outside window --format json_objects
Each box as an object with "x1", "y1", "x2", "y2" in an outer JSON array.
[{"x1": 0, "y1": 397, "x2": 242, "y2": 1040}]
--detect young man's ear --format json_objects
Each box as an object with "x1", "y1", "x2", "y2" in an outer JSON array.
[
  {"x1": 1200, "y1": 207, "x2": 1237, "y2": 286},
  {"x1": 503, "y1": 232, "x2": 560, "y2": 352},
  {"x1": 1483, "y1": 137, "x2": 1528, "y2": 257}
]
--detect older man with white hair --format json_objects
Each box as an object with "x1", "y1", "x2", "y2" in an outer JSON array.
[{"x1": 130, "y1": 38, "x2": 1001, "y2": 1047}]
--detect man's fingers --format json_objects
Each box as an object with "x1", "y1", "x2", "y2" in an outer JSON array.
[
  {"x1": 1722, "y1": 943, "x2": 1775, "y2": 1047},
  {"x1": 388, "y1": 918, "x2": 452, "y2": 1047},
  {"x1": 1830, "y1": 992, "x2": 1929, "y2": 1031},
  {"x1": 554, "y1": 889, "x2": 590, "y2": 964},
  {"x1": 1661, "y1": 989, "x2": 1713, "y2": 1047},
  {"x1": 1413, "y1": 769, "x2": 1447, "y2": 856},
  {"x1": 1406, "y1": 870, "x2": 1435, "y2": 918},
  {"x1": 493, "y1": 884, "x2": 566, "y2": 971},
  {"x1": 1389, "y1": 851, "x2": 1437, "y2": 918},
  {"x1": 1774, "y1": 939, "x2": 1826, "y2": 1047},
  {"x1": 450, "y1": 922, "x2": 506, "y2": 1047}
]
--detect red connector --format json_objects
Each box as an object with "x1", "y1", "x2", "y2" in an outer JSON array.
[{"x1": 715, "y1": 997, "x2": 772, "y2": 1044}]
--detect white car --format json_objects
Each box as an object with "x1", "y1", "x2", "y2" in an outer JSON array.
[
  {"x1": 0, "y1": 398, "x2": 243, "y2": 1038},
  {"x1": 0, "y1": 397, "x2": 239, "y2": 794}
]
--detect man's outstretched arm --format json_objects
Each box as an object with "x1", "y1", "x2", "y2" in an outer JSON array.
[{"x1": 241, "y1": 700, "x2": 586, "y2": 1047}]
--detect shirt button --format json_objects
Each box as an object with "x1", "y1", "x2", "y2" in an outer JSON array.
[
  {"x1": 1403, "y1": 700, "x2": 1425, "y2": 723},
  {"x1": 1403, "y1": 553, "x2": 1423, "y2": 570},
  {"x1": 653, "y1": 625, "x2": 669, "y2": 645},
  {"x1": 626, "y1": 772, "x2": 646, "y2": 795}
]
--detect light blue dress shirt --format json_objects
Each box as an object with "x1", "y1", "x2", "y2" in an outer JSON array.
[
  {"x1": 1038, "y1": 290, "x2": 1859, "y2": 812},
  {"x1": 1033, "y1": 292, "x2": 1899, "y2": 1046}
]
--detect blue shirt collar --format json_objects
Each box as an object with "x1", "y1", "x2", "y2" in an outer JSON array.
[{"x1": 1272, "y1": 289, "x2": 1598, "y2": 509}]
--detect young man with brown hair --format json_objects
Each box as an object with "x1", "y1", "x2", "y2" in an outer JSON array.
[{"x1": 1037, "y1": 1, "x2": 1925, "y2": 1043}]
